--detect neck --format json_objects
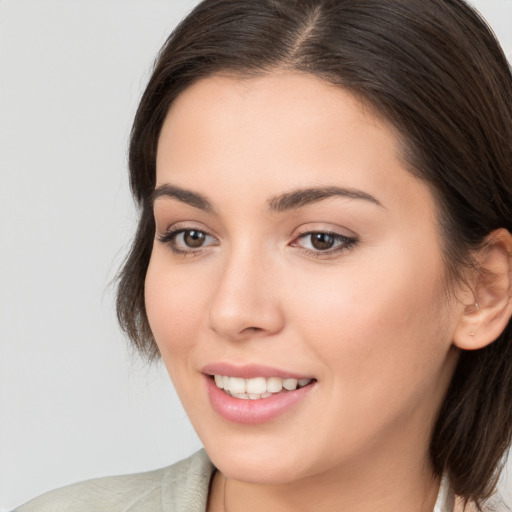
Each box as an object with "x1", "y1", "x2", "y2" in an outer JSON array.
[{"x1": 209, "y1": 445, "x2": 441, "y2": 512}]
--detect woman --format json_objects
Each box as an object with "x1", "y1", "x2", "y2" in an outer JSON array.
[{"x1": 16, "y1": 0, "x2": 512, "y2": 511}]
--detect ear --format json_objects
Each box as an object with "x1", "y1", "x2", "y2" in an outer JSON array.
[{"x1": 453, "y1": 228, "x2": 512, "y2": 350}]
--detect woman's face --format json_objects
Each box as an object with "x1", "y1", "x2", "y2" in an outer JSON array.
[{"x1": 146, "y1": 73, "x2": 462, "y2": 484}]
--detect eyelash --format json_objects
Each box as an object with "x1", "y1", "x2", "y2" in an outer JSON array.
[
  {"x1": 157, "y1": 228, "x2": 358, "y2": 258},
  {"x1": 157, "y1": 228, "x2": 218, "y2": 257},
  {"x1": 292, "y1": 231, "x2": 358, "y2": 258}
]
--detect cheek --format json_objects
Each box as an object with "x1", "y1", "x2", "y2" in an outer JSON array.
[
  {"x1": 144, "y1": 250, "x2": 208, "y2": 362},
  {"x1": 285, "y1": 240, "x2": 453, "y2": 400},
  {"x1": 277, "y1": 248, "x2": 456, "y2": 465}
]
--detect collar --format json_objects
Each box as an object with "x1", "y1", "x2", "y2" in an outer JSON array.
[{"x1": 433, "y1": 474, "x2": 455, "y2": 512}]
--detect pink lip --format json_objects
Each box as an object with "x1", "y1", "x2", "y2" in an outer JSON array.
[
  {"x1": 201, "y1": 362, "x2": 313, "y2": 380},
  {"x1": 202, "y1": 364, "x2": 316, "y2": 425}
]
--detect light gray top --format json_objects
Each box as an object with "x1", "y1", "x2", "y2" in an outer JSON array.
[
  {"x1": 14, "y1": 450, "x2": 214, "y2": 512},
  {"x1": 13, "y1": 449, "x2": 499, "y2": 512}
]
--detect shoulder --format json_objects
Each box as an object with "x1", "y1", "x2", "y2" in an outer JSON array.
[
  {"x1": 13, "y1": 449, "x2": 215, "y2": 512},
  {"x1": 453, "y1": 494, "x2": 511, "y2": 512}
]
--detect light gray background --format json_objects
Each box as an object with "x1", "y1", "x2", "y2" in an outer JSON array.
[{"x1": 1, "y1": 1, "x2": 511, "y2": 509}]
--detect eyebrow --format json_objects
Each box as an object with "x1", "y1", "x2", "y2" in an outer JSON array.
[
  {"x1": 151, "y1": 183, "x2": 383, "y2": 213},
  {"x1": 152, "y1": 184, "x2": 215, "y2": 213},
  {"x1": 267, "y1": 186, "x2": 383, "y2": 211}
]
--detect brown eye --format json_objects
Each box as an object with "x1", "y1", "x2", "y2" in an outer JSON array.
[
  {"x1": 310, "y1": 233, "x2": 335, "y2": 250},
  {"x1": 292, "y1": 231, "x2": 358, "y2": 257},
  {"x1": 157, "y1": 228, "x2": 217, "y2": 254},
  {"x1": 183, "y1": 230, "x2": 206, "y2": 248}
]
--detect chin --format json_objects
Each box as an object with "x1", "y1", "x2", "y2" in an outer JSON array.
[
  {"x1": 213, "y1": 456, "x2": 302, "y2": 485},
  {"x1": 202, "y1": 436, "x2": 315, "y2": 485}
]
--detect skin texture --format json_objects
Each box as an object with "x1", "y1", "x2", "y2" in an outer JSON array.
[{"x1": 145, "y1": 73, "x2": 467, "y2": 512}]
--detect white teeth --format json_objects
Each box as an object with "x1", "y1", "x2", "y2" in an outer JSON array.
[
  {"x1": 214, "y1": 374, "x2": 224, "y2": 389},
  {"x1": 213, "y1": 375, "x2": 313, "y2": 398},
  {"x1": 246, "y1": 377, "x2": 266, "y2": 395},
  {"x1": 283, "y1": 378, "x2": 298, "y2": 391},
  {"x1": 267, "y1": 377, "x2": 283, "y2": 393},
  {"x1": 231, "y1": 392, "x2": 250, "y2": 399},
  {"x1": 229, "y1": 377, "x2": 246, "y2": 394}
]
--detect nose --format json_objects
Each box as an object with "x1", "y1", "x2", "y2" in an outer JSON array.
[{"x1": 208, "y1": 246, "x2": 285, "y2": 342}]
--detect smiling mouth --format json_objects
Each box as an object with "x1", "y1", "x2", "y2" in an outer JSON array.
[{"x1": 212, "y1": 375, "x2": 315, "y2": 400}]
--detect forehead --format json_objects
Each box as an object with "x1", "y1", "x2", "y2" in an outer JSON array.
[
  {"x1": 158, "y1": 72, "x2": 388, "y2": 147},
  {"x1": 155, "y1": 72, "x2": 431, "y2": 220},
  {"x1": 159, "y1": 74, "x2": 393, "y2": 170}
]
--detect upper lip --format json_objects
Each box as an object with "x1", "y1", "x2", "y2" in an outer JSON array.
[{"x1": 201, "y1": 362, "x2": 314, "y2": 380}]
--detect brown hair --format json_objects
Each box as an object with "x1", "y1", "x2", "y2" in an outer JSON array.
[{"x1": 116, "y1": 0, "x2": 512, "y2": 505}]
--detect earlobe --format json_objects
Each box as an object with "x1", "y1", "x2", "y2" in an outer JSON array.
[{"x1": 453, "y1": 228, "x2": 512, "y2": 351}]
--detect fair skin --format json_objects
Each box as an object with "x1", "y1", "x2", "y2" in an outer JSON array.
[{"x1": 145, "y1": 72, "x2": 470, "y2": 512}]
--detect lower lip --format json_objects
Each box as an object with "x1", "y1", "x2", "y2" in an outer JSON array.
[{"x1": 205, "y1": 376, "x2": 316, "y2": 425}]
